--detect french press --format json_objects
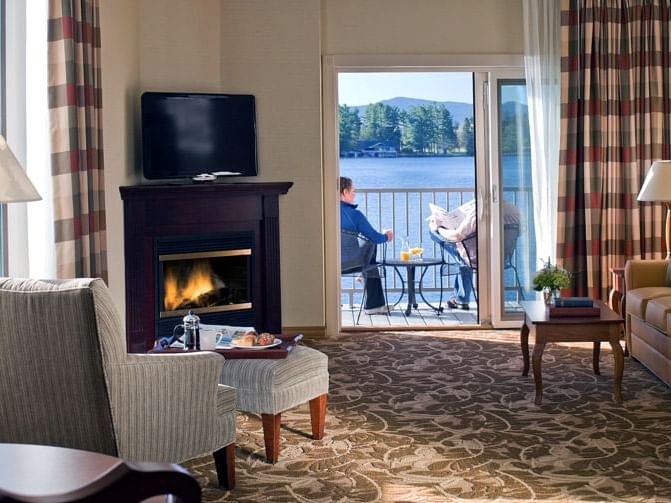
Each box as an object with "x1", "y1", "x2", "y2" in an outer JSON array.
[{"x1": 173, "y1": 310, "x2": 201, "y2": 350}]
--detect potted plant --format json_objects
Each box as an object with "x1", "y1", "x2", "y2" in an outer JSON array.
[{"x1": 533, "y1": 258, "x2": 571, "y2": 305}]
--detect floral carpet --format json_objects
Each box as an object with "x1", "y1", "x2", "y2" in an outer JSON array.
[{"x1": 184, "y1": 330, "x2": 671, "y2": 502}]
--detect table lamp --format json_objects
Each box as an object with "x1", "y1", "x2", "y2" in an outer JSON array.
[
  {"x1": 638, "y1": 160, "x2": 671, "y2": 260},
  {"x1": 0, "y1": 134, "x2": 41, "y2": 203}
]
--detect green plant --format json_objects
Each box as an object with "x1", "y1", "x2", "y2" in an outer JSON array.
[{"x1": 532, "y1": 258, "x2": 571, "y2": 292}]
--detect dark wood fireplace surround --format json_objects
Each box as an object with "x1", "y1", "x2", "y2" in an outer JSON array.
[{"x1": 120, "y1": 182, "x2": 292, "y2": 353}]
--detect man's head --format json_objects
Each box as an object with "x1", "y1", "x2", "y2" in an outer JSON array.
[{"x1": 340, "y1": 176, "x2": 356, "y2": 203}]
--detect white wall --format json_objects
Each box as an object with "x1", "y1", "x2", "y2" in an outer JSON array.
[{"x1": 101, "y1": 0, "x2": 524, "y2": 330}]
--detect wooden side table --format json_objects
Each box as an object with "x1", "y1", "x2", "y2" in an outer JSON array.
[
  {"x1": 609, "y1": 266, "x2": 629, "y2": 356},
  {"x1": 609, "y1": 267, "x2": 626, "y2": 316},
  {"x1": 520, "y1": 300, "x2": 624, "y2": 405},
  {"x1": 0, "y1": 443, "x2": 201, "y2": 502}
]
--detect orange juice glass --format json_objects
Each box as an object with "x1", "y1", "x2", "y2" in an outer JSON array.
[{"x1": 400, "y1": 250, "x2": 411, "y2": 261}]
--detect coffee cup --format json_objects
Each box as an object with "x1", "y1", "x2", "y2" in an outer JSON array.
[{"x1": 200, "y1": 330, "x2": 219, "y2": 350}]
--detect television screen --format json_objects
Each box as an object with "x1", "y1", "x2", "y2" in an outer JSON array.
[{"x1": 141, "y1": 92, "x2": 258, "y2": 179}]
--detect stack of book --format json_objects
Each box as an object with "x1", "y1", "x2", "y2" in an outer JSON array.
[{"x1": 549, "y1": 297, "x2": 601, "y2": 317}]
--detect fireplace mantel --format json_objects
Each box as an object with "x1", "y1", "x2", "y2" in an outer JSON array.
[{"x1": 120, "y1": 181, "x2": 292, "y2": 352}]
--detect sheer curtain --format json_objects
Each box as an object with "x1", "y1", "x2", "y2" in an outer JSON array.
[{"x1": 522, "y1": 0, "x2": 561, "y2": 265}]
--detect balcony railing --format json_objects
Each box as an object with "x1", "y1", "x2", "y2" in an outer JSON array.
[{"x1": 341, "y1": 187, "x2": 534, "y2": 308}]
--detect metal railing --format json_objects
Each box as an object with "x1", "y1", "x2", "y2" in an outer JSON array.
[{"x1": 341, "y1": 186, "x2": 534, "y2": 308}]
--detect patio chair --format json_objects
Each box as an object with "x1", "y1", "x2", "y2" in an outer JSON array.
[
  {"x1": 341, "y1": 229, "x2": 388, "y2": 323},
  {"x1": 429, "y1": 222, "x2": 524, "y2": 307}
]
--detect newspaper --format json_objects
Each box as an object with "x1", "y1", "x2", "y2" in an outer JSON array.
[
  {"x1": 169, "y1": 324, "x2": 255, "y2": 349},
  {"x1": 429, "y1": 201, "x2": 472, "y2": 230}
]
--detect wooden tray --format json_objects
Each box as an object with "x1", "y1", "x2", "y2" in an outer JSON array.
[{"x1": 150, "y1": 333, "x2": 303, "y2": 359}]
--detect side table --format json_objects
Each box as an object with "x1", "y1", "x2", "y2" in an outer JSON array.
[
  {"x1": 0, "y1": 443, "x2": 200, "y2": 502},
  {"x1": 609, "y1": 266, "x2": 629, "y2": 356},
  {"x1": 382, "y1": 257, "x2": 444, "y2": 316}
]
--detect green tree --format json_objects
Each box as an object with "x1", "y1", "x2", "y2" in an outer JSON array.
[
  {"x1": 338, "y1": 105, "x2": 361, "y2": 155},
  {"x1": 434, "y1": 105, "x2": 458, "y2": 153},
  {"x1": 361, "y1": 103, "x2": 402, "y2": 148},
  {"x1": 459, "y1": 117, "x2": 475, "y2": 155},
  {"x1": 404, "y1": 105, "x2": 437, "y2": 154}
]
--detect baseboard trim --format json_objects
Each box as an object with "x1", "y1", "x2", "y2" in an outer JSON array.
[{"x1": 282, "y1": 326, "x2": 327, "y2": 339}]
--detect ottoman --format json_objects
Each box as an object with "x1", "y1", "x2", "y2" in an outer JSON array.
[{"x1": 219, "y1": 345, "x2": 329, "y2": 463}]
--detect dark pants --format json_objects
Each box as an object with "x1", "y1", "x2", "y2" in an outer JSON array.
[{"x1": 348, "y1": 247, "x2": 385, "y2": 309}]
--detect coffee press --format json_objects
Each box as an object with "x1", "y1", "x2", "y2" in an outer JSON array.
[{"x1": 173, "y1": 310, "x2": 201, "y2": 350}]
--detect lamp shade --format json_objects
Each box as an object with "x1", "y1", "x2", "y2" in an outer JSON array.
[
  {"x1": 638, "y1": 160, "x2": 671, "y2": 202},
  {"x1": 0, "y1": 134, "x2": 41, "y2": 203}
]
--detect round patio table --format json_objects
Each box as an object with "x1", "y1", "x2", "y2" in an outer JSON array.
[{"x1": 383, "y1": 257, "x2": 444, "y2": 316}]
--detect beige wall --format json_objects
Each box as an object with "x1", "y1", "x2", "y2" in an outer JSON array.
[
  {"x1": 324, "y1": 0, "x2": 523, "y2": 55},
  {"x1": 101, "y1": 0, "x2": 523, "y2": 329},
  {"x1": 220, "y1": 0, "x2": 324, "y2": 328},
  {"x1": 100, "y1": 0, "x2": 141, "y2": 317}
]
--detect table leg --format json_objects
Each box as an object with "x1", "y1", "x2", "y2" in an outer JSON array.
[
  {"x1": 592, "y1": 341, "x2": 601, "y2": 375},
  {"x1": 520, "y1": 319, "x2": 530, "y2": 376},
  {"x1": 609, "y1": 329, "x2": 624, "y2": 403},
  {"x1": 532, "y1": 337, "x2": 546, "y2": 405},
  {"x1": 405, "y1": 266, "x2": 416, "y2": 316}
]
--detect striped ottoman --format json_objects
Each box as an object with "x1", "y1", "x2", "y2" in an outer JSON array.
[{"x1": 219, "y1": 345, "x2": 329, "y2": 463}]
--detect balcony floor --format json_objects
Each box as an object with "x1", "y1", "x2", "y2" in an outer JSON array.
[{"x1": 341, "y1": 301, "x2": 479, "y2": 328}]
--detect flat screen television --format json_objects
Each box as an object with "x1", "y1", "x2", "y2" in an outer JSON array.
[{"x1": 141, "y1": 92, "x2": 258, "y2": 179}]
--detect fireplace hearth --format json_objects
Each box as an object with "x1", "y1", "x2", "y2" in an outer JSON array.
[{"x1": 120, "y1": 182, "x2": 292, "y2": 352}]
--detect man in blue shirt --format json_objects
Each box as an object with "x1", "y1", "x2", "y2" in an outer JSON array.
[{"x1": 340, "y1": 176, "x2": 394, "y2": 314}]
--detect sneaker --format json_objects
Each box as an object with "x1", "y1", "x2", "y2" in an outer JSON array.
[
  {"x1": 447, "y1": 298, "x2": 470, "y2": 311},
  {"x1": 364, "y1": 304, "x2": 391, "y2": 315}
]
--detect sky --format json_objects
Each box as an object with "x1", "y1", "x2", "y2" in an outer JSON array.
[{"x1": 338, "y1": 72, "x2": 474, "y2": 106}]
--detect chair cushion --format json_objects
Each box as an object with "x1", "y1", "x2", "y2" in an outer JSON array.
[
  {"x1": 627, "y1": 287, "x2": 671, "y2": 319},
  {"x1": 216, "y1": 384, "x2": 237, "y2": 416},
  {"x1": 645, "y1": 296, "x2": 671, "y2": 333},
  {"x1": 219, "y1": 345, "x2": 329, "y2": 415}
]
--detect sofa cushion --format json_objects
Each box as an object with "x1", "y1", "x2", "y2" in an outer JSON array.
[
  {"x1": 627, "y1": 287, "x2": 671, "y2": 319},
  {"x1": 646, "y1": 296, "x2": 671, "y2": 333}
]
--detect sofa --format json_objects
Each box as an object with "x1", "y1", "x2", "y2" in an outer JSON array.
[{"x1": 625, "y1": 259, "x2": 671, "y2": 386}]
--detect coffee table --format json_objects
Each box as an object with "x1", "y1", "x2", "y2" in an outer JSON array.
[{"x1": 520, "y1": 300, "x2": 624, "y2": 405}]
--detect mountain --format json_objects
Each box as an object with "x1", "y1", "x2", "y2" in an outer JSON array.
[
  {"x1": 348, "y1": 97, "x2": 474, "y2": 126},
  {"x1": 501, "y1": 101, "x2": 529, "y2": 120}
]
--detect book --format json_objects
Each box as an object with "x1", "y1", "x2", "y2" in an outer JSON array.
[
  {"x1": 554, "y1": 297, "x2": 594, "y2": 308},
  {"x1": 549, "y1": 306, "x2": 601, "y2": 318}
]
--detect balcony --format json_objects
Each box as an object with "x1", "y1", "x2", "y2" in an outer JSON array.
[{"x1": 341, "y1": 186, "x2": 534, "y2": 328}]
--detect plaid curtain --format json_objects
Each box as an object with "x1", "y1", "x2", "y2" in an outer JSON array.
[
  {"x1": 558, "y1": 0, "x2": 671, "y2": 299},
  {"x1": 47, "y1": 0, "x2": 107, "y2": 281}
]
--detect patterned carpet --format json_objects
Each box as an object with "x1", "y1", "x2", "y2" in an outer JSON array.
[{"x1": 184, "y1": 330, "x2": 671, "y2": 502}]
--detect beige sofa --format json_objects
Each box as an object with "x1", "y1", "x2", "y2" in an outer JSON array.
[{"x1": 625, "y1": 259, "x2": 671, "y2": 386}]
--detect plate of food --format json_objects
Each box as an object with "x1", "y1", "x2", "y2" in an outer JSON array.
[{"x1": 230, "y1": 331, "x2": 282, "y2": 350}]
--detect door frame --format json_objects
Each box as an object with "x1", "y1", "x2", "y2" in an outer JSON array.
[{"x1": 322, "y1": 54, "x2": 525, "y2": 335}]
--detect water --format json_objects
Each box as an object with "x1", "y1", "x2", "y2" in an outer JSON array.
[{"x1": 339, "y1": 154, "x2": 537, "y2": 308}]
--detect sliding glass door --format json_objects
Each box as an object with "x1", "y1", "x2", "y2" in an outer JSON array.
[{"x1": 489, "y1": 73, "x2": 535, "y2": 326}]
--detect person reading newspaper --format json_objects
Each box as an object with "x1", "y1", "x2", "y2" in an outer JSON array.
[{"x1": 428, "y1": 199, "x2": 520, "y2": 310}]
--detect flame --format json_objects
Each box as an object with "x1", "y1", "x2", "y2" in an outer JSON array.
[{"x1": 163, "y1": 260, "x2": 216, "y2": 311}]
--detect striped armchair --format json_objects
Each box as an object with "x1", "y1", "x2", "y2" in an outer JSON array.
[{"x1": 0, "y1": 278, "x2": 236, "y2": 489}]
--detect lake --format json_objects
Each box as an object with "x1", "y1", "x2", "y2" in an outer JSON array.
[{"x1": 339, "y1": 154, "x2": 536, "y2": 305}]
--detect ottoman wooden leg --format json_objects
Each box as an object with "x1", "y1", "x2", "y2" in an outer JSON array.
[
  {"x1": 213, "y1": 443, "x2": 236, "y2": 490},
  {"x1": 309, "y1": 394, "x2": 328, "y2": 440},
  {"x1": 261, "y1": 413, "x2": 281, "y2": 464}
]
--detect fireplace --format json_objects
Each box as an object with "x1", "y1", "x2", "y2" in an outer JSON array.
[
  {"x1": 159, "y1": 249, "x2": 252, "y2": 318},
  {"x1": 120, "y1": 182, "x2": 292, "y2": 352}
]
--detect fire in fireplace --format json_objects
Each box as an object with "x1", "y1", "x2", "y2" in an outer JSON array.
[{"x1": 159, "y1": 249, "x2": 252, "y2": 318}]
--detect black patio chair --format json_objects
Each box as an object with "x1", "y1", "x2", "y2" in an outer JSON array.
[
  {"x1": 429, "y1": 222, "x2": 524, "y2": 308},
  {"x1": 341, "y1": 229, "x2": 388, "y2": 324}
]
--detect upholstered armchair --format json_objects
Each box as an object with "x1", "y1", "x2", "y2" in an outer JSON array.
[{"x1": 0, "y1": 278, "x2": 236, "y2": 489}]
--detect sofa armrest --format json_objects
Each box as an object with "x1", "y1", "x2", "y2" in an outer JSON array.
[
  {"x1": 625, "y1": 259, "x2": 669, "y2": 291},
  {"x1": 104, "y1": 352, "x2": 232, "y2": 463}
]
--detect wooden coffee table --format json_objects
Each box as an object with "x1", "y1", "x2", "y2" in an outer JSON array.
[{"x1": 520, "y1": 300, "x2": 624, "y2": 405}]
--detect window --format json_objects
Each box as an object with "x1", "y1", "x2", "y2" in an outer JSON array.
[{"x1": 1, "y1": 0, "x2": 7, "y2": 276}]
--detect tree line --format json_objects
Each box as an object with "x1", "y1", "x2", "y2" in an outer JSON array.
[{"x1": 339, "y1": 101, "x2": 528, "y2": 157}]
